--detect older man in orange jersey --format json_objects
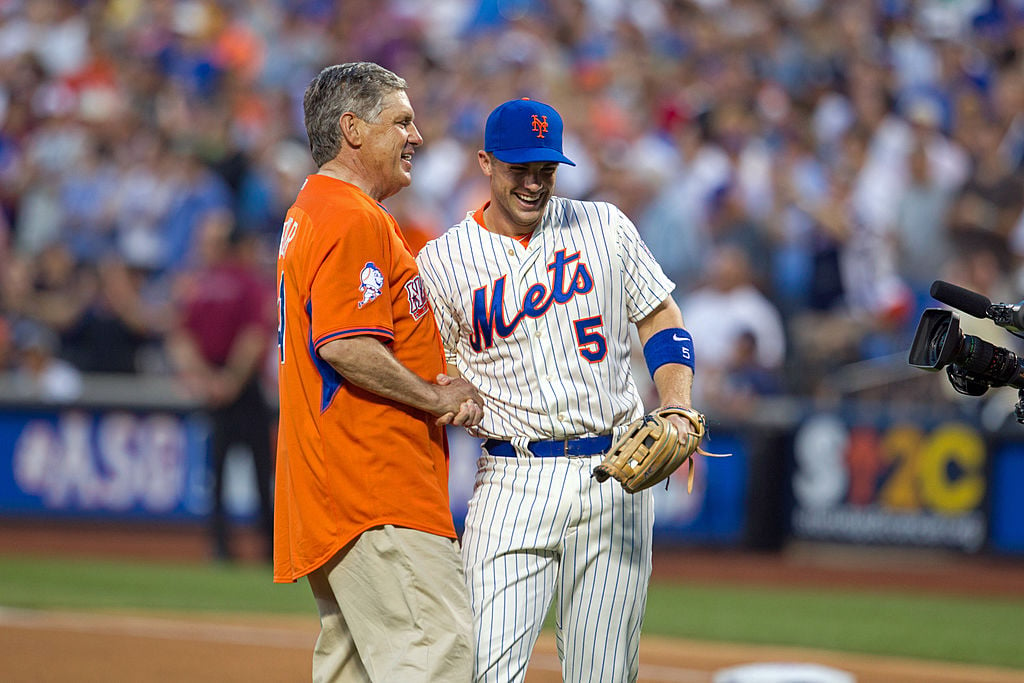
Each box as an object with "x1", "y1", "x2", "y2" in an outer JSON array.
[{"x1": 274, "y1": 62, "x2": 482, "y2": 682}]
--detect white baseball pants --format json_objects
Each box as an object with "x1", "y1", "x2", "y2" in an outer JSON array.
[{"x1": 462, "y1": 453, "x2": 654, "y2": 683}]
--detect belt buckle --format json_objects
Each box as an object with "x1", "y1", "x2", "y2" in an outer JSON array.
[{"x1": 564, "y1": 438, "x2": 590, "y2": 458}]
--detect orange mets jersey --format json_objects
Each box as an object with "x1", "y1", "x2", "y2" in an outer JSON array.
[{"x1": 273, "y1": 174, "x2": 455, "y2": 583}]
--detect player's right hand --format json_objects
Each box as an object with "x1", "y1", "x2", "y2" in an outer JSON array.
[
  {"x1": 434, "y1": 374, "x2": 484, "y2": 427},
  {"x1": 438, "y1": 398, "x2": 483, "y2": 427}
]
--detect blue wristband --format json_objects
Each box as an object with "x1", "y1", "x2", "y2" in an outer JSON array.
[{"x1": 643, "y1": 328, "x2": 695, "y2": 377}]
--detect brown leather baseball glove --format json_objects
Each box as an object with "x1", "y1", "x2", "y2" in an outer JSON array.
[{"x1": 592, "y1": 407, "x2": 726, "y2": 494}]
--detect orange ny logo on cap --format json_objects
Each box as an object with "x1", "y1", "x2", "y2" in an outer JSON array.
[{"x1": 531, "y1": 114, "x2": 548, "y2": 138}]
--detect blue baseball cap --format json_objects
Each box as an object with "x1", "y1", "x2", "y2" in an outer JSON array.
[{"x1": 484, "y1": 98, "x2": 576, "y2": 166}]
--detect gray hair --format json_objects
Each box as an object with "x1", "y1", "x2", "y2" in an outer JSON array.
[{"x1": 303, "y1": 62, "x2": 408, "y2": 167}]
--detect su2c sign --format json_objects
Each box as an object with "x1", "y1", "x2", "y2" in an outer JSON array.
[{"x1": 790, "y1": 414, "x2": 987, "y2": 552}]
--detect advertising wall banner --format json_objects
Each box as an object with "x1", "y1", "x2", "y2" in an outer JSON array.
[
  {"x1": 1, "y1": 407, "x2": 748, "y2": 545},
  {"x1": 990, "y1": 442, "x2": 1024, "y2": 554},
  {"x1": 789, "y1": 412, "x2": 987, "y2": 552},
  {"x1": 0, "y1": 408, "x2": 210, "y2": 520}
]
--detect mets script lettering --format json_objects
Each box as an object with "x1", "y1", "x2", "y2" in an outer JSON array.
[{"x1": 470, "y1": 250, "x2": 593, "y2": 351}]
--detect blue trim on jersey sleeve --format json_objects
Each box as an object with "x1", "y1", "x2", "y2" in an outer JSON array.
[
  {"x1": 643, "y1": 327, "x2": 695, "y2": 377},
  {"x1": 315, "y1": 326, "x2": 395, "y2": 349}
]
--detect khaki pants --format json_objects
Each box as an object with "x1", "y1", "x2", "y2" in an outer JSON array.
[{"x1": 307, "y1": 525, "x2": 474, "y2": 682}]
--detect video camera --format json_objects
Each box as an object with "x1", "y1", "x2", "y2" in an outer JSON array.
[{"x1": 909, "y1": 280, "x2": 1024, "y2": 422}]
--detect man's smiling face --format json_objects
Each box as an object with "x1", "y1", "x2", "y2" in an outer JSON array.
[
  {"x1": 358, "y1": 90, "x2": 422, "y2": 201},
  {"x1": 479, "y1": 153, "x2": 558, "y2": 234}
]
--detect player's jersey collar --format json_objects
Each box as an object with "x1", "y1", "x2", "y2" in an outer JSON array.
[{"x1": 474, "y1": 201, "x2": 537, "y2": 248}]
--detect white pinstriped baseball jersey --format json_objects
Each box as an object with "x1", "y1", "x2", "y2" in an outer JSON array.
[
  {"x1": 416, "y1": 196, "x2": 674, "y2": 444},
  {"x1": 417, "y1": 196, "x2": 677, "y2": 683}
]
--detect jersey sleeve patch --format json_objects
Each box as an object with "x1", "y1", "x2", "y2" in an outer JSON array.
[
  {"x1": 357, "y1": 261, "x2": 385, "y2": 308},
  {"x1": 405, "y1": 275, "x2": 430, "y2": 321}
]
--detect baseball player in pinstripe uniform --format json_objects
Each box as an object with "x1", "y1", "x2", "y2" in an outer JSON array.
[{"x1": 416, "y1": 98, "x2": 700, "y2": 682}]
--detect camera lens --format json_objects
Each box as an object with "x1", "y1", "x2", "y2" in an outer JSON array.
[{"x1": 926, "y1": 318, "x2": 950, "y2": 366}]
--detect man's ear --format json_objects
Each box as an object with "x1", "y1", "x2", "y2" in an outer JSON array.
[
  {"x1": 340, "y1": 112, "x2": 362, "y2": 148},
  {"x1": 477, "y1": 150, "x2": 492, "y2": 176}
]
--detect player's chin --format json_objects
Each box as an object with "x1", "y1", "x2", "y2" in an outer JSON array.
[
  {"x1": 393, "y1": 169, "x2": 413, "y2": 188},
  {"x1": 516, "y1": 202, "x2": 548, "y2": 224}
]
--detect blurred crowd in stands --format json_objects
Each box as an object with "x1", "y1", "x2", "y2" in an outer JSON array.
[{"x1": 1, "y1": 0, "x2": 1023, "y2": 417}]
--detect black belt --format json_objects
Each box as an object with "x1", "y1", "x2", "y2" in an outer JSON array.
[{"x1": 483, "y1": 434, "x2": 613, "y2": 458}]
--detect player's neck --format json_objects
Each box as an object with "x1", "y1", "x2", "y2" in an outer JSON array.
[{"x1": 481, "y1": 203, "x2": 539, "y2": 241}]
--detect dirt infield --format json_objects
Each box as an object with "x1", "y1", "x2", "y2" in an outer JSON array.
[{"x1": 2, "y1": 521, "x2": 1024, "y2": 682}]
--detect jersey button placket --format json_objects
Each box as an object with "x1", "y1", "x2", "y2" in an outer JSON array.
[{"x1": 533, "y1": 325, "x2": 563, "y2": 437}]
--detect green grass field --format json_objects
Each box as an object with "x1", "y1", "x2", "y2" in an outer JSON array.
[{"x1": 0, "y1": 553, "x2": 1021, "y2": 670}]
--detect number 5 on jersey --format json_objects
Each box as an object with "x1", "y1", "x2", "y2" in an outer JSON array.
[{"x1": 574, "y1": 315, "x2": 606, "y2": 362}]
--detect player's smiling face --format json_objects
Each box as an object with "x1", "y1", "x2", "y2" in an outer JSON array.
[
  {"x1": 360, "y1": 90, "x2": 422, "y2": 201},
  {"x1": 480, "y1": 153, "x2": 558, "y2": 234}
]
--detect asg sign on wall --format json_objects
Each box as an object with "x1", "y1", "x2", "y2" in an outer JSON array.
[{"x1": 0, "y1": 408, "x2": 209, "y2": 519}]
